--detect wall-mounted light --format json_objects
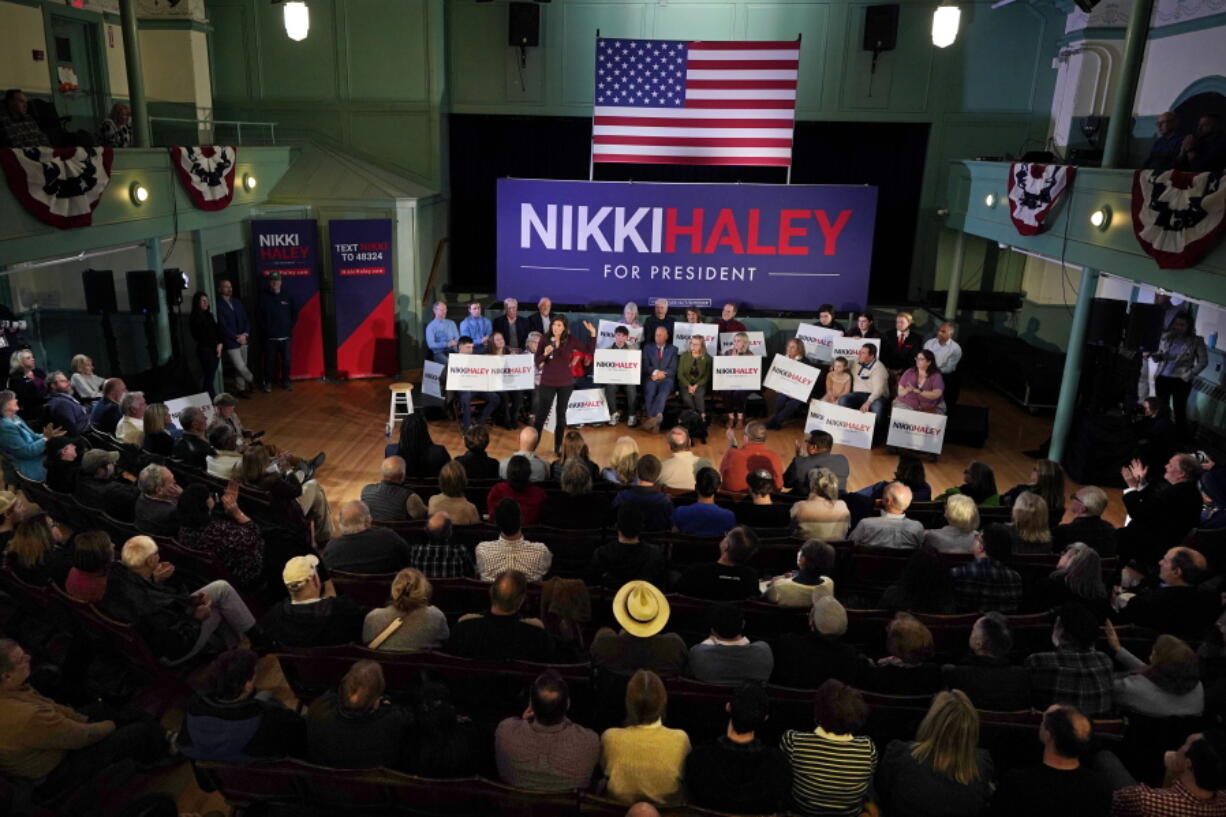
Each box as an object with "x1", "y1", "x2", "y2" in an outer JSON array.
[
  {"x1": 932, "y1": 3, "x2": 961, "y2": 48},
  {"x1": 129, "y1": 182, "x2": 149, "y2": 205},
  {"x1": 283, "y1": 0, "x2": 309, "y2": 41},
  {"x1": 242, "y1": 173, "x2": 257, "y2": 192},
  {"x1": 1090, "y1": 205, "x2": 1111, "y2": 230},
  {"x1": 984, "y1": 193, "x2": 997, "y2": 208}
]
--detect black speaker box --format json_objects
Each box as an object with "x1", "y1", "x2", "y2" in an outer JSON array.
[
  {"x1": 863, "y1": 4, "x2": 899, "y2": 52},
  {"x1": 946, "y1": 404, "x2": 989, "y2": 448},
  {"x1": 126, "y1": 269, "x2": 160, "y2": 314},
  {"x1": 163, "y1": 267, "x2": 187, "y2": 307},
  {"x1": 1126, "y1": 302, "x2": 1165, "y2": 352},
  {"x1": 508, "y1": 2, "x2": 540, "y2": 47},
  {"x1": 1086, "y1": 297, "x2": 1127, "y2": 346},
  {"x1": 81, "y1": 268, "x2": 117, "y2": 315}
]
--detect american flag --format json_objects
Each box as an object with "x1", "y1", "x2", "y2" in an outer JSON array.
[{"x1": 593, "y1": 37, "x2": 800, "y2": 167}]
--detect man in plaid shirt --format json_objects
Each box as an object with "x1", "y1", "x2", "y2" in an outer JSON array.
[
  {"x1": 1025, "y1": 603, "x2": 1114, "y2": 716},
  {"x1": 1113, "y1": 731, "x2": 1226, "y2": 816},
  {"x1": 408, "y1": 513, "x2": 475, "y2": 579},
  {"x1": 476, "y1": 499, "x2": 552, "y2": 582},
  {"x1": 951, "y1": 524, "x2": 1023, "y2": 613}
]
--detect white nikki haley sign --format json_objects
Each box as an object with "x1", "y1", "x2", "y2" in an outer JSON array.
[
  {"x1": 762, "y1": 354, "x2": 819, "y2": 402},
  {"x1": 593, "y1": 348, "x2": 642, "y2": 384},
  {"x1": 596, "y1": 320, "x2": 644, "y2": 349},
  {"x1": 544, "y1": 389, "x2": 611, "y2": 432},
  {"x1": 718, "y1": 332, "x2": 767, "y2": 356},
  {"x1": 886, "y1": 407, "x2": 948, "y2": 455},
  {"x1": 672, "y1": 322, "x2": 720, "y2": 355},
  {"x1": 422, "y1": 361, "x2": 444, "y2": 399},
  {"x1": 804, "y1": 400, "x2": 875, "y2": 449},
  {"x1": 796, "y1": 323, "x2": 842, "y2": 362},
  {"x1": 447, "y1": 354, "x2": 534, "y2": 391},
  {"x1": 833, "y1": 336, "x2": 879, "y2": 362},
  {"x1": 713, "y1": 355, "x2": 762, "y2": 390}
]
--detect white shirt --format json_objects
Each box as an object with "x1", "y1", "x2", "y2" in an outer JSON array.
[
  {"x1": 115, "y1": 415, "x2": 145, "y2": 445},
  {"x1": 923, "y1": 337, "x2": 962, "y2": 374}
]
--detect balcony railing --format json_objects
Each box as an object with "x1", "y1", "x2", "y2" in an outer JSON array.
[{"x1": 149, "y1": 116, "x2": 278, "y2": 147}]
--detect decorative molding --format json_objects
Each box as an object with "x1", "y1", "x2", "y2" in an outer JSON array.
[
  {"x1": 1174, "y1": 74, "x2": 1226, "y2": 106},
  {"x1": 137, "y1": 17, "x2": 213, "y2": 33}
]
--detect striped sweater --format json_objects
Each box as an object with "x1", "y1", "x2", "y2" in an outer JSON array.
[{"x1": 781, "y1": 727, "x2": 877, "y2": 817}]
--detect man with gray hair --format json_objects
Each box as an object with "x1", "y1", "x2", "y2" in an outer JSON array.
[
  {"x1": 771, "y1": 596, "x2": 863, "y2": 689},
  {"x1": 45, "y1": 371, "x2": 90, "y2": 435},
  {"x1": 493, "y1": 297, "x2": 530, "y2": 352},
  {"x1": 172, "y1": 405, "x2": 215, "y2": 470},
  {"x1": 206, "y1": 424, "x2": 243, "y2": 479},
  {"x1": 322, "y1": 499, "x2": 411, "y2": 575},
  {"x1": 847, "y1": 482, "x2": 924, "y2": 548},
  {"x1": 658, "y1": 426, "x2": 713, "y2": 491},
  {"x1": 134, "y1": 464, "x2": 182, "y2": 536},
  {"x1": 360, "y1": 456, "x2": 428, "y2": 522},
  {"x1": 942, "y1": 611, "x2": 1031, "y2": 710},
  {"x1": 115, "y1": 390, "x2": 146, "y2": 445},
  {"x1": 1053, "y1": 485, "x2": 1117, "y2": 557}
]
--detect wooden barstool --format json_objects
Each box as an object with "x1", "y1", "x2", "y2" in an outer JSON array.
[{"x1": 386, "y1": 381, "x2": 414, "y2": 436}]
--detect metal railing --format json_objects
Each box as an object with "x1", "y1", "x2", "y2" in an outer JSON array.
[{"x1": 148, "y1": 116, "x2": 278, "y2": 146}]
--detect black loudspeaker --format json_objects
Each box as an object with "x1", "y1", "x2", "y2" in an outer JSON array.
[
  {"x1": 126, "y1": 270, "x2": 160, "y2": 314},
  {"x1": 863, "y1": 4, "x2": 899, "y2": 52},
  {"x1": 1086, "y1": 297, "x2": 1127, "y2": 346},
  {"x1": 1126, "y1": 302, "x2": 1165, "y2": 352},
  {"x1": 81, "y1": 269, "x2": 117, "y2": 315},
  {"x1": 163, "y1": 268, "x2": 187, "y2": 307},
  {"x1": 508, "y1": 2, "x2": 540, "y2": 47}
]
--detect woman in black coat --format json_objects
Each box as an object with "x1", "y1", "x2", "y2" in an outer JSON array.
[{"x1": 189, "y1": 291, "x2": 223, "y2": 397}]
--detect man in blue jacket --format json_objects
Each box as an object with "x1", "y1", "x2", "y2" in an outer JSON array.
[
  {"x1": 256, "y1": 273, "x2": 298, "y2": 393},
  {"x1": 425, "y1": 300, "x2": 459, "y2": 364},
  {"x1": 216, "y1": 278, "x2": 255, "y2": 397},
  {"x1": 45, "y1": 372, "x2": 89, "y2": 435},
  {"x1": 641, "y1": 325, "x2": 678, "y2": 432}
]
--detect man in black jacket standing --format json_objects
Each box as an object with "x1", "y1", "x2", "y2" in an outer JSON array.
[{"x1": 257, "y1": 272, "x2": 298, "y2": 393}]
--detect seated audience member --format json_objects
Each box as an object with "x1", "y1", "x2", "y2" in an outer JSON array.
[
  {"x1": 140, "y1": 402, "x2": 177, "y2": 457},
  {"x1": 360, "y1": 456, "x2": 427, "y2": 522},
  {"x1": 765, "y1": 539, "x2": 837, "y2": 607},
  {"x1": 735, "y1": 468, "x2": 793, "y2": 529},
  {"x1": 0, "y1": 491, "x2": 23, "y2": 550},
  {"x1": 848, "y1": 481, "x2": 924, "y2": 549},
  {"x1": 603, "y1": 435, "x2": 641, "y2": 486},
  {"x1": 684, "y1": 684, "x2": 792, "y2": 814},
  {"x1": 591, "y1": 581, "x2": 688, "y2": 678},
  {"x1": 0, "y1": 638, "x2": 168, "y2": 785},
  {"x1": 540, "y1": 459, "x2": 610, "y2": 530},
  {"x1": 1116, "y1": 546, "x2": 1218, "y2": 639},
  {"x1": 859, "y1": 612, "x2": 943, "y2": 695},
  {"x1": 1144, "y1": 111, "x2": 1185, "y2": 171},
  {"x1": 951, "y1": 524, "x2": 1023, "y2": 614},
  {"x1": 1201, "y1": 462, "x2": 1226, "y2": 531},
  {"x1": 1104, "y1": 621, "x2": 1203, "y2": 718},
  {"x1": 836, "y1": 343, "x2": 890, "y2": 433},
  {"x1": 427, "y1": 461, "x2": 481, "y2": 525},
  {"x1": 790, "y1": 466, "x2": 852, "y2": 540},
  {"x1": 179, "y1": 648, "x2": 305, "y2": 762},
  {"x1": 657, "y1": 427, "x2": 712, "y2": 491},
  {"x1": 1028, "y1": 543, "x2": 1110, "y2": 618},
  {"x1": 205, "y1": 425, "x2": 244, "y2": 479},
  {"x1": 587, "y1": 504, "x2": 667, "y2": 590},
  {"x1": 880, "y1": 543, "x2": 958, "y2": 613},
  {"x1": 923, "y1": 493, "x2": 979, "y2": 553},
  {"x1": 307, "y1": 660, "x2": 409, "y2": 769},
  {"x1": 943, "y1": 612, "x2": 1032, "y2": 711},
  {"x1": 5, "y1": 512, "x2": 70, "y2": 587},
  {"x1": 782, "y1": 679, "x2": 878, "y2": 817},
  {"x1": 720, "y1": 422, "x2": 784, "y2": 492},
  {"x1": 495, "y1": 669, "x2": 600, "y2": 792},
  {"x1": 401, "y1": 680, "x2": 483, "y2": 778},
  {"x1": 8, "y1": 350, "x2": 48, "y2": 428},
  {"x1": 499, "y1": 426, "x2": 550, "y2": 482},
  {"x1": 65, "y1": 531, "x2": 114, "y2": 604},
  {"x1": 172, "y1": 406, "x2": 215, "y2": 470},
  {"x1": 362, "y1": 568, "x2": 448, "y2": 653},
  {"x1": 993, "y1": 705, "x2": 1117, "y2": 817},
  {"x1": 1054, "y1": 486, "x2": 1117, "y2": 556},
  {"x1": 445, "y1": 569, "x2": 555, "y2": 661},
  {"x1": 487, "y1": 455, "x2": 548, "y2": 525},
  {"x1": 942, "y1": 461, "x2": 1001, "y2": 506},
  {"x1": 675, "y1": 525, "x2": 761, "y2": 601},
  {"x1": 550, "y1": 429, "x2": 601, "y2": 482},
  {"x1": 259, "y1": 555, "x2": 367, "y2": 648},
  {"x1": 689, "y1": 602, "x2": 774, "y2": 685},
  {"x1": 104, "y1": 536, "x2": 259, "y2": 664},
  {"x1": 239, "y1": 445, "x2": 333, "y2": 546},
  {"x1": 114, "y1": 390, "x2": 146, "y2": 445},
  {"x1": 1010, "y1": 492, "x2": 1054, "y2": 555},
  {"x1": 875, "y1": 690, "x2": 994, "y2": 817},
  {"x1": 785, "y1": 430, "x2": 849, "y2": 494},
  {"x1": 600, "y1": 669, "x2": 691, "y2": 805},
  {"x1": 455, "y1": 424, "x2": 501, "y2": 481},
  {"x1": 1003, "y1": 458, "x2": 1066, "y2": 527},
  {"x1": 388, "y1": 413, "x2": 450, "y2": 480},
  {"x1": 43, "y1": 436, "x2": 79, "y2": 494},
  {"x1": 45, "y1": 372, "x2": 89, "y2": 436},
  {"x1": 672, "y1": 467, "x2": 736, "y2": 537},
  {"x1": 1112, "y1": 730, "x2": 1226, "y2": 816},
  {"x1": 892, "y1": 348, "x2": 945, "y2": 414},
  {"x1": 1177, "y1": 113, "x2": 1226, "y2": 172},
  {"x1": 69, "y1": 354, "x2": 105, "y2": 401},
  {"x1": 1026, "y1": 603, "x2": 1115, "y2": 716},
  {"x1": 613, "y1": 455, "x2": 674, "y2": 532},
  {"x1": 134, "y1": 464, "x2": 183, "y2": 536},
  {"x1": 88, "y1": 377, "x2": 125, "y2": 433},
  {"x1": 409, "y1": 513, "x2": 476, "y2": 578},
  {"x1": 176, "y1": 482, "x2": 263, "y2": 588},
  {"x1": 476, "y1": 498, "x2": 552, "y2": 581},
  {"x1": 74, "y1": 449, "x2": 138, "y2": 521},
  {"x1": 1120, "y1": 454, "x2": 1203, "y2": 568},
  {"x1": 765, "y1": 338, "x2": 814, "y2": 430},
  {"x1": 455, "y1": 335, "x2": 502, "y2": 430},
  {"x1": 0, "y1": 388, "x2": 60, "y2": 480},
  {"x1": 771, "y1": 597, "x2": 862, "y2": 689},
  {"x1": 323, "y1": 500, "x2": 411, "y2": 575},
  {"x1": 855, "y1": 454, "x2": 933, "y2": 505}
]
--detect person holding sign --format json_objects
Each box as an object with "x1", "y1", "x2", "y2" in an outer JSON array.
[
  {"x1": 677, "y1": 335, "x2": 713, "y2": 424},
  {"x1": 641, "y1": 326, "x2": 679, "y2": 433},
  {"x1": 766, "y1": 339, "x2": 813, "y2": 431},
  {"x1": 684, "y1": 307, "x2": 704, "y2": 325},
  {"x1": 533, "y1": 316, "x2": 597, "y2": 455},
  {"x1": 821, "y1": 357, "x2": 852, "y2": 404},
  {"x1": 838, "y1": 344, "x2": 890, "y2": 437},
  {"x1": 603, "y1": 325, "x2": 640, "y2": 428},
  {"x1": 488, "y1": 332, "x2": 523, "y2": 429},
  {"x1": 817, "y1": 304, "x2": 845, "y2": 333},
  {"x1": 456, "y1": 337, "x2": 502, "y2": 431},
  {"x1": 893, "y1": 350, "x2": 945, "y2": 414},
  {"x1": 721, "y1": 332, "x2": 756, "y2": 428},
  {"x1": 845, "y1": 311, "x2": 880, "y2": 339}
]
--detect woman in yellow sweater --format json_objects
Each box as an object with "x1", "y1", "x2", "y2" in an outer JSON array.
[{"x1": 600, "y1": 669, "x2": 691, "y2": 805}]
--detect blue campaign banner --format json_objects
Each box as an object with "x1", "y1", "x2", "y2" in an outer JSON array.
[
  {"x1": 250, "y1": 218, "x2": 324, "y2": 379},
  {"x1": 496, "y1": 178, "x2": 877, "y2": 312},
  {"x1": 330, "y1": 219, "x2": 396, "y2": 378}
]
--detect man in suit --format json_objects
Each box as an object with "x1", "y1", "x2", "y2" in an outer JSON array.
[
  {"x1": 1116, "y1": 546, "x2": 1218, "y2": 639},
  {"x1": 640, "y1": 325, "x2": 678, "y2": 432},
  {"x1": 1120, "y1": 453, "x2": 1204, "y2": 571},
  {"x1": 880, "y1": 311, "x2": 924, "y2": 376},
  {"x1": 492, "y1": 297, "x2": 531, "y2": 352},
  {"x1": 527, "y1": 296, "x2": 555, "y2": 339}
]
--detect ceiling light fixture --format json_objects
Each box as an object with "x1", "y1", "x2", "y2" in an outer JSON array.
[
  {"x1": 932, "y1": 3, "x2": 961, "y2": 48},
  {"x1": 129, "y1": 182, "x2": 149, "y2": 205},
  {"x1": 283, "y1": 0, "x2": 309, "y2": 41}
]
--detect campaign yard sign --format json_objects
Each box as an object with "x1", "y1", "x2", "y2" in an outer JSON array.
[
  {"x1": 718, "y1": 332, "x2": 767, "y2": 356},
  {"x1": 713, "y1": 355, "x2": 762, "y2": 391},
  {"x1": 832, "y1": 336, "x2": 880, "y2": 362},
  {"x1": 596, "y1": 319, "x2": 644, "y2": 349},
  {"x1": 544, "y1": 389, "x2": 610, "y2": 432},
  {"x1": 422, "y1": 361, "x2": 444, "y2": 399},
  {"x1": 672, "y1": 322, "x2": 720, "y2": 356},
  {"x1": 165, "y1": 392, "x2": 215, "y2": 428},
  {"x1": 593, "y1": 348, "x2": 642, "y2": 384},
  {"x1": 886, "y1": 407, "x2": 948, "y2": 455},
  {"x1": 762, "y1": 354, "x2": 820, "y2": 402},
  {"x1": 446, "y1": 354, "x2": 534, "y2": 391},
  {"x1": 489, "y1": 354, "x2": 536, "y2": 391},
  {"x1": 796, "y1": 323, "x2": 842, "y2": 363},
  {"x1": 804, "y1": 400, "x2": 876, "y2": 449}
]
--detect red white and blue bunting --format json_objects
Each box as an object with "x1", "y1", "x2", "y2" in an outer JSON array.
[
  {"x1": 1006, "y1": 162, "x2": 1076, "y2": 236},
  {"x1": 0, "y1": 146, "x2": 113, "y2": 229},
  {"x1": 169, "y1": 146, "x2": 237, "y2": 211},
  {"x1": 1131, "y1": 169, "x2": 1226, "y2": 270}
]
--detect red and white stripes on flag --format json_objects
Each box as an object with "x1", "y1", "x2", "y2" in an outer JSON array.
[{"x1": 592, "y1": 38, "x2": 800, "y2": 167}]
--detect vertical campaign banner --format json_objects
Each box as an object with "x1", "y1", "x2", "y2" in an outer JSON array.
[
  {"x1": 251, "y1": 219, "x2": 324, "y2": 379},
  {"x1": 330, "y1": 219, "x2": 396, "y2": 378}
]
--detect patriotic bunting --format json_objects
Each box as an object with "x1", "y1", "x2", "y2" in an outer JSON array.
[
  {"x1": 0, "y1": 146, "x2": 113, "y2": 229},
  {"x1": 1131, "y1": 168, "x2": 1226, "y2": 269},
  {"x1": 1006, "y1": 162, "x2": 1076, "y2": 236},
  {"x1": 169, "y1": 146, "x2": 238, "y2": 211}
]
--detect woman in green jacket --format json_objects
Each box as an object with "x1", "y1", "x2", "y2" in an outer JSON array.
[{"x1": 677, "y1": 334, "x2": 713, "y2": 423}]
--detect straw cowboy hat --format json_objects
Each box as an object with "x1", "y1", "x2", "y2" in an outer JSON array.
[{"x1": 612, "y1": 580, "x2": 670, "y2": 637}]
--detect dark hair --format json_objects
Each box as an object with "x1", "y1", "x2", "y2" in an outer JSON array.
[
  {"x1": 411, "y1": 680, "x2": 459, "y2": 734},
  {"x1": 506, "y1": 454, "x2": 532, "y2": 492},
  {"x1": 1189, "y1": 730, "x2": 1226, "y2": 791},
  {"x1": 494, "y1": 498, "x2": 522, "y2": 536},
  {"x1": 176, "y1": 483, "x2": 215, "y2": 529},
  {"x1": 980, "y1": 523, "x2": 1013, "y2": 562},
  {"x1": 530, "y1": 670, "x2": 569, "y2": 726},
  {"x1": 397, "y1": 414, "x2": 436, "y2": 474},
  {"x1": 695, "y1": 467, "x2": 721, "y2": 498},
  {"x1": 625, "y1": 669, "x2": 667, "y2": 726},
  {"x1": 818, "y1": 303, "x2": 836, "y2": 316},
  {"x1": 44, "y1": 435, "x2": 76, "y2": 463},
  {"x1": 723, "y1": 526, "x2": 759, "y2": 565},
  {"x1": 205, "y1": 648, "x2": 258, "y2": 700},
  {"x1": 914, "y1": 348, "x2": 940, "y2": 375},
  {"x1": 1056, "y1": 602, "x2": 1099, "y2": 649},
  {"x1": 71, "y1": 531, "x2": 114, "y2": 573},
  {"x1": 463, "y1": 424, "x2": 490, "y2": 453},
  {"x1": 1042, "y1": 706, "x2": 1091, "y2": 759},
  {"x1": 860, "y1": 343, "x2": 878, "y2": 359},
  {"x1": 616, "y1": 501, "x2": 644, "y2": 539},
  {"x1": 189, "y1": 291, "x2": 210, "y2": 314},
  {"x1": 706, "y1": 602, "x2": 745, "y2": 640},
  {"x1": 813, "y1": 679, "x2": 867, "y2": 734},
  {"x1": 208, "y1": 424, "x2": 236, "y2": 450},
  {"x1": 746, "y1": 469, "x2": 774, "y2": 497},
  {"x1": 806, "y1": 430, "x2": 834, "y2": 452},
  {"x1": 894, "y1": 456, "x2": 928, "y2": 493},
  {"x1": 729, "y1": 684, "x2": 770, "y2": 734},
  {"x1": 457, "y1": 335, "x2": 474, "y2": 347},
  {"x1": 4, "y1": 89, "x2": 24, "y2": 103},
  {"x1": 636, "y1": 454, "x2": 662, "y2": 484},
  {"x1": 889, "y1": 544, "x2": 955, "y2": 612},
  {"x1": 339, "y1": 660, "x2": 385, "y2": 713},
  {"x1": 974, "y1": 612, "x2": 1013, "y2": 658},
  {"x1": 962, "y1": 462, "x2": 998, "y2": 504},
  {"x1": 614, "y1": 325, "x2": 629, "y2": 336},
  {"x1": 548, "y1": 315, "x2": 570, "y2": 345},
  {"x1": 490, "y1": 569, "x2": 527, "y2": 613},
  {"x1": 1169, "y1": 547, "x2": 1203, "y2": 583},
  {"x1": 799, "y1": 539, "x2": 835, "y2": 573}
]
